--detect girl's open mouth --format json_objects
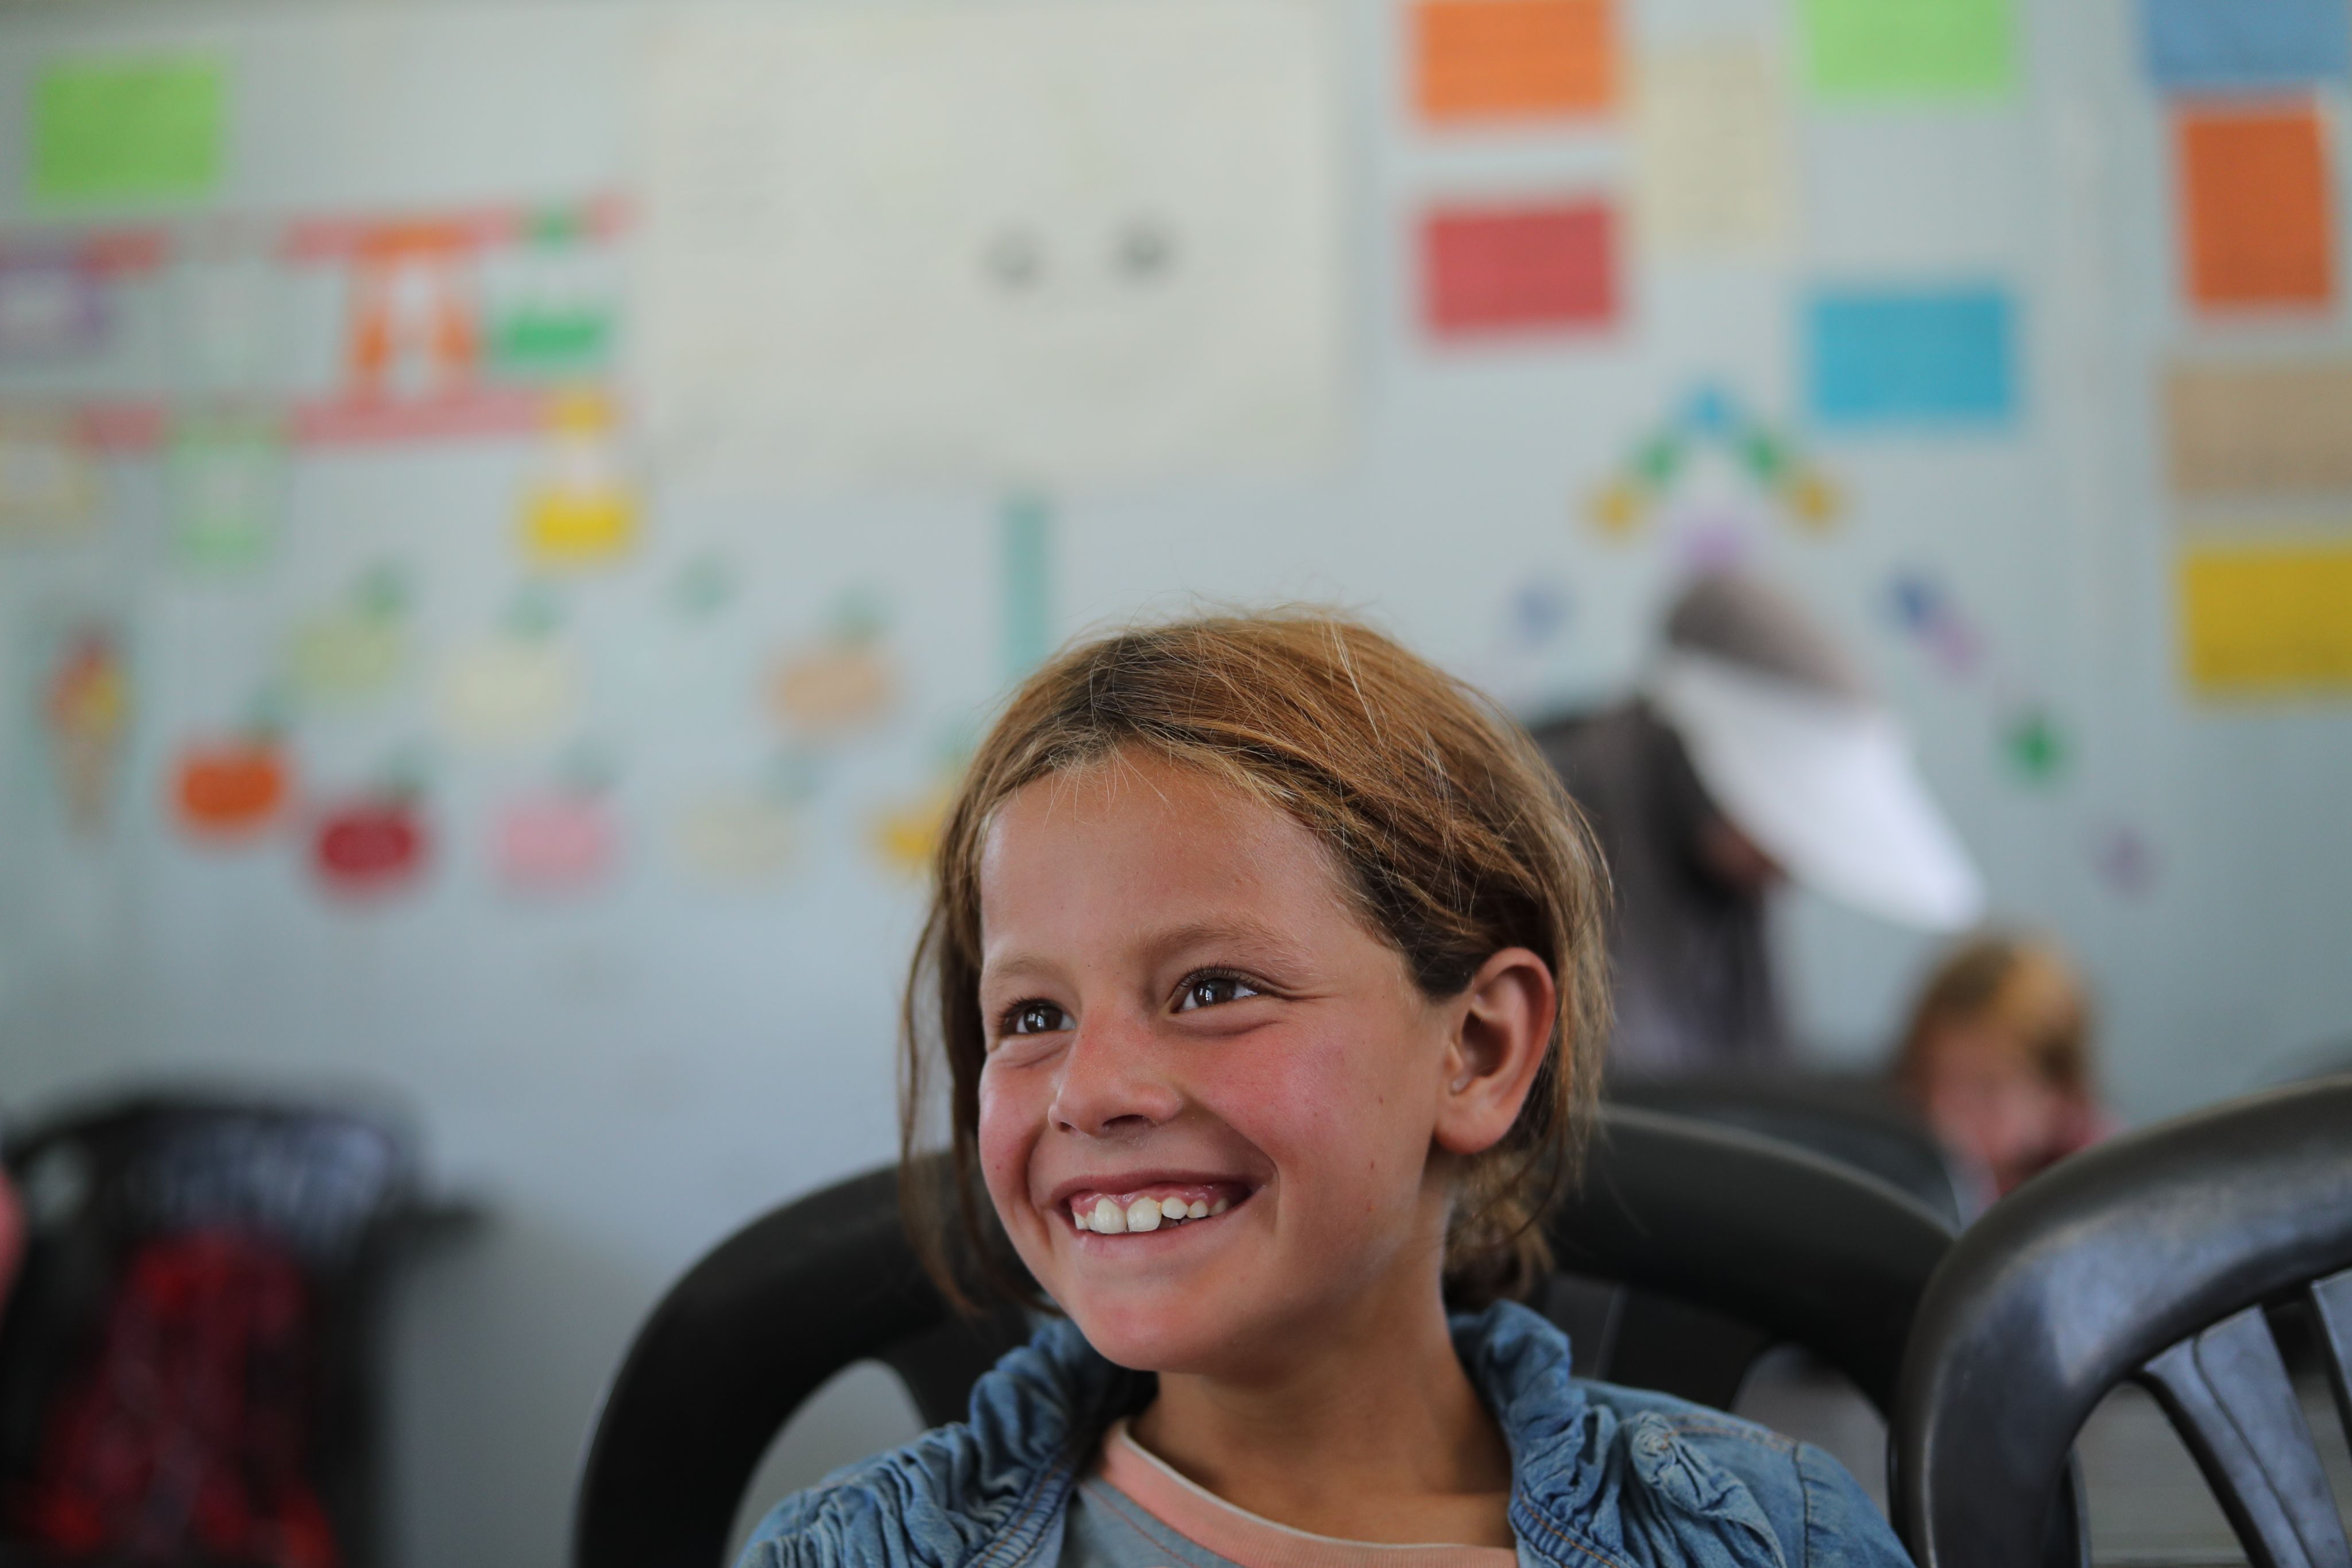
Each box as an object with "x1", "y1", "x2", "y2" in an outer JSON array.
[{"x1": 1065, "y1": 1183, "x2": 1251, "y2": 1234}]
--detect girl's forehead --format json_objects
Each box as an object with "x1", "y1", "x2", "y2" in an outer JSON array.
[
  {"x1": 987, "y1": 751, "x2": 1302, "y2": 860},
  {"x1": 972, "y1": 752, "x2": 1390, "y2": 965}
]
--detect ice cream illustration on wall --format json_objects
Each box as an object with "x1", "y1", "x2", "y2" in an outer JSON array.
[{"x1": 44, "y1": 623, "x2": 129, "y2": 836}]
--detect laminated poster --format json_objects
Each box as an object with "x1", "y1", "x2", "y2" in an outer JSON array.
[
  {"x1": 2167, "y1": 359, "x2": 2352, "y2": 495},
  {"x1": 1800, "y1": 0, "x2": 2012, "y2": 99},
  {"x1": 1806, "y1": 287, "x2": 2014, "y2": 428},
  {"x1": 1413, "y1": 0, "x2": 1615, "y2": 122},
  {"x1": 1421, "y1": 199, "x2": 1616, "y2": 338},
  {"x1": 2141, "y1": 0, "x2": 2350, "y2": 91},
  {"x1": 2178, "y1": 537, "x2": 2352, "y2": 695},
  {"x1": 1633, "y1": 43, "x2": 1792, "y2": 255},
  {"x1": 2176, "y1": 102, "x2": 2334, "y2": 311},
  {"x1": 638, "y1": 0, "x2": 1344, "y2": 488}
]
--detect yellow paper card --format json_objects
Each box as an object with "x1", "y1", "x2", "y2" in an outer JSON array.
[{"x1": 2179, "y1": 540, "x2": 2352, "y2": 695}]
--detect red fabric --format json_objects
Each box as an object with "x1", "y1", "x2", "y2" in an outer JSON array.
[{"x1": 14, "y1": 1229, "x2": 339, "y2": 1568}]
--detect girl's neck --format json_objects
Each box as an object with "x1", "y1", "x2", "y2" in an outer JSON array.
[{"x1": 1124, "y1": 1284, "x2": 1515, "y2": 1548}]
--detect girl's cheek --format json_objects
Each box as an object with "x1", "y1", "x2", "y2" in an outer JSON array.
[{"x1": 974, "y1": 1068, "x2": 1037, "y2": 1196}]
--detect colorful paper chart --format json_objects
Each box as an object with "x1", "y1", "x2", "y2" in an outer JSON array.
[
  {"x1": 1806, "y1": 287, "x2": 2015, "y2": 427},
  {"x1": 1421, "y1": 199, "x2": 1616, "y2": 338},
  {"x1": 1413, "y1": 0, "x2": 1615, "y2": 122},
  {"x1": 281, "y1": 195, "x2": 628, "y2": 446},
  {"x1": 1588, "y1": 384, "x2": 1839, "y2": 536},
  {"x1": 2141, "y1": 0, "x2": 2350, "y2": 91},
  {"x1": 2167, "y1": 359, "x2": 2352, "y2": 495},
  {"x1": 2177, "y1": 537, "x2": 2352, "y2": 695},
  {"x1": 33, "y1": 56, "x2": 226, "y2": 205},
  {"x1": 1800, "y1": 0, "x2": 2013, "y2": 99},
  {"x1": 2176, "y1": 102, "x2": 2334, "y2": 311},
  {"x1": 1633, "y1": 43, "x2": 1791, "y2": 255}
]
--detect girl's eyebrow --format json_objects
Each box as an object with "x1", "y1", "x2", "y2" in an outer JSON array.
[
  {"x1": 978, "y1": 915, "x2": 1311, "y2": 995},
  {"x1": 1136, "y1": 915, "x2": 1310, "y2": 974}
]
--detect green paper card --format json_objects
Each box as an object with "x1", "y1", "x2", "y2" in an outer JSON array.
[
  {"x1": 1801, "y1": 0, "x2": 2013, "y2": 99},
  {"x1": 33, "y1": 56, "x2": 226, "y2": 204}
]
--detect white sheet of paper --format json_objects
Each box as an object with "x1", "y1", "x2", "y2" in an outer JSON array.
[
  {"x1": 636, "y1": 0, "x2": 1345, "y2": 490},
  {"x1": 1633, "y1": 42, "x2": 1793, "y2": 255}
]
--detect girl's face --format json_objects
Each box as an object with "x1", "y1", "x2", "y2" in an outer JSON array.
[
  {"x1": 974, "y1": 756, "x2": 1494, "y2": 1378},
  {"x1": 1915, "y1": 1018, "x2": 2067, "y2": 1193}
]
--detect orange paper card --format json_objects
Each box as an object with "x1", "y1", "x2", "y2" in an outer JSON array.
[
  {"x1": 1415, "y1": 0, "x2": 1615, "y2": 122},
  {"x1": 2177, "y1": 101, "x2": 2335, "y2": 309}
]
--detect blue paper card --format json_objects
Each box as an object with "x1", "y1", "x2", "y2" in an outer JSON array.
[
  {"x1": 2141, "y1": 0, "x2": 2349, "y2": 90},
  {"x1": 1806, "y1": 287, "x2": 2015, "y2": 428}
]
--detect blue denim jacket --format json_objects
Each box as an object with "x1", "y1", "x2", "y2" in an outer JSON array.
[{"x1": 740, "y1": 1300, "x2": 1913, "y2": 1568}]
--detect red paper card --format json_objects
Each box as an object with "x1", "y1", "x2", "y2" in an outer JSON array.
[
  {"x1": 1415, "y1": 0, "x2": 1616, "y2": 122},
  {"x1": 1422, "y1": 199, "x2": 1616, "y2": 337},
  {"x1": 2177, "y1": 100, "x2": 2334, "y2": 309}
]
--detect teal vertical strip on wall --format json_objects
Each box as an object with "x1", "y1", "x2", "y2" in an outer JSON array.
[{"x1": 1001, "y1": 493, "x2": 1053, "y2": 681}]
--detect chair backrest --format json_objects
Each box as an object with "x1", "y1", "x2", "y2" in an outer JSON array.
[
  {"x1": 0, "y1": 1091, "x2": 419, "y2": 1568},
  {"x1": 572, "y1": 1105, "x2": 1952, "y2": 1568},
  {"x1": 1608, "y1": 1071, "x2": 1965, "y2": 1226},
  {"x1": 1893, "y1": 1075, "x2": 2352, "y2": 1568}
]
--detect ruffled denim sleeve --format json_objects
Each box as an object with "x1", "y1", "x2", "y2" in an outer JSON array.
[{"x1": 1459, "y1": 1302, "x2": 1914, "y2": 1568}]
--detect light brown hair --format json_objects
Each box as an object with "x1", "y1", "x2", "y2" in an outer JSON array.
[
  {"x1": 900, "y1": 611, "x2": 1611, "y2": 1310},
  {"x1": 1895, "y1": 934, "x2": 2095, "y2": 1098}
]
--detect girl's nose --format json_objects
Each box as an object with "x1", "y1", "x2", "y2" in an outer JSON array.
[{"x1": 1048, "y1": 1018, "x2": 1181, "y2": 1139}]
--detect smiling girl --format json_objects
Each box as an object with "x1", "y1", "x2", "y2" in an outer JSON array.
[{"x1": 742, "y1": 613, "x2": 1911, "y2": 1568}]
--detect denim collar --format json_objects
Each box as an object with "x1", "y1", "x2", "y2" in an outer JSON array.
[{"x1": 992, "y1": 1299, "x2": 1596, "y2": 1538}]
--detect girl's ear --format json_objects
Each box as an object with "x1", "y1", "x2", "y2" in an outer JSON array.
[{"x1": 1433, "y1": 947, "x2": 1558, "y2": 1157}]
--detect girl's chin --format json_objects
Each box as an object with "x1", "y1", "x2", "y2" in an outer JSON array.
[{"x1": 1062, "y1": 1296, "x2": 1260, "y2": 1374}]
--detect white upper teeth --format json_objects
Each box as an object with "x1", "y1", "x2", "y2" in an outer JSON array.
[{"x1": 1071, "y1": 1193, "x2": 1238, "y2": 1233}]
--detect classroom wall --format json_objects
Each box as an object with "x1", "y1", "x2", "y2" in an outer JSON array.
[{"x1": 2, "y1": 0, "x2": 2350, "y2": 1564}]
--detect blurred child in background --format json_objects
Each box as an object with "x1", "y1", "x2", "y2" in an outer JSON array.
[{"x1": 1894, "y1": 935, "x2": 2107, "y2": 1213}]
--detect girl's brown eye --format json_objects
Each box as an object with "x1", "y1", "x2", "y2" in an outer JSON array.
[
  {"x1": 1008, "y1": 1001, "x2": 1070, "y2": 1036},
  {"x1": 1178, "y1": 974, "x2": 1260, "y2": 1012}
]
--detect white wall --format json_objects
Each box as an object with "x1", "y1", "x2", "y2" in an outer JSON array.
[{"x1": 1, "y1": 1, "x2": 2349, "y2": 1566}]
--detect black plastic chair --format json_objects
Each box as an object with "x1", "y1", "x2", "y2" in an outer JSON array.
[
  {"x1": 1610, "y1": 1070, "x2": 1966, "y2": 1227},
  {"x1": 1893, "y1": 1074, "x2": 2352, "y2": 1568},
  {"x1": 0, "y1": 1091, "x2": 426, "y2": 1568},
  {"x1": 574, "y1": 1104, "x2": 1954, "y2": 1568}
]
